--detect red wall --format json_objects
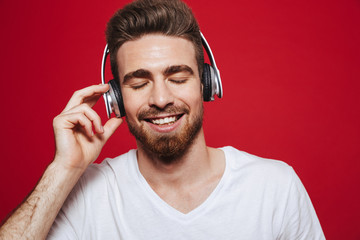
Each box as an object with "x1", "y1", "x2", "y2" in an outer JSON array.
[{"x1": 0, "y1": 0, "x2": 359, "y2": 239}]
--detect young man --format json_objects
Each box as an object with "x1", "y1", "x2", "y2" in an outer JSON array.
[{"x1": 0, "y1": 0, "x2": 325, "y2": 239}]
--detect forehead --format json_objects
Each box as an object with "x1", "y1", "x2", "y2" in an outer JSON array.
[{"x1": 116, "y1": 34, "x2": 197, "y2": 76}]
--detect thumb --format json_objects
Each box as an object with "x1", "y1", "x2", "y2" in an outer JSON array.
[{"x1": 102, "y1": 117, "x2": 123, "y2": 141}]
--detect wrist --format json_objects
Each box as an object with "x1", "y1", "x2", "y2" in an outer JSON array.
[
  {"x1": 52, "y1": 155, "x2": 90, "y2": 174},
  {"x1": 50, "y1": 157, "x2": 87, "y2": 182}
]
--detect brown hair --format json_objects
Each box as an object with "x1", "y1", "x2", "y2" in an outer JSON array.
[{"x1": 105, "y1": 0, "x2": 204, "y2": 82}]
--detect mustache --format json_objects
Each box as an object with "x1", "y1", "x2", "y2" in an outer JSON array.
[{"x1": 138, "y1": 105, "x2": 190, "y2": 120}]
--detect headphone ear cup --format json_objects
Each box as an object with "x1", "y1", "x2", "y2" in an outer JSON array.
[
  {"x1": 202, "y1": 63, "x2": 213, "y2": 102},
  {"x1": 108, "y1": 79, "x2": 126, "y2": 117}
]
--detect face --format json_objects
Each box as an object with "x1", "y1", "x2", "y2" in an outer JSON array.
[{"x1": 117, "y1": 34, "x2": 204, "y2": 163}]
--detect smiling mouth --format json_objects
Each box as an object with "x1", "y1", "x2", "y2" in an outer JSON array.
[{"x1": 145, "y1": 114, "x2": 183, "y2": 126}]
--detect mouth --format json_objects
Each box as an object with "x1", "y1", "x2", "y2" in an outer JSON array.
[{"x1": 144, "y1": 114, "x2": 184, "y2": 126}]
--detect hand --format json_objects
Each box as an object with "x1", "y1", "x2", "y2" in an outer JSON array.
[{"x1": 52, "y1": 84, "x2": 123, "y2": 171}]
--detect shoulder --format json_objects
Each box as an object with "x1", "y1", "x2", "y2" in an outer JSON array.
[
  {"x1": 57, "y1": 149, "x2": 137, "y2": 215},
  {"x1": 221, "y1": 146, "x2": 292, "y2": 172},
  {"x1": 77, "y1": 149, "x2": 137, "y2": 192},
  {"x1": 219, "y1": 147, "x2": 324, "y2": 239},
  {"x1": 220, "y1": 146, "x2": 295, "y2": 187},
  {"x1": 49, "y1": 150, "x2": 137, "y2": 238}
]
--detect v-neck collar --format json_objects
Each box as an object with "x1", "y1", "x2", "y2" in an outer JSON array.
[{"x1": 129, "y1": 148, "x2": 230, "y2": 223}]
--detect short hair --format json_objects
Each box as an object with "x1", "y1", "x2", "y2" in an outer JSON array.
[{"x1": 105, "y1": 0, "x2": 204, "y2": 82}]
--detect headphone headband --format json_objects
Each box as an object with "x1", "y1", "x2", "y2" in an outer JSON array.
[{"x1": 101, "y1": 44, "x2": 110, "y2": 117}]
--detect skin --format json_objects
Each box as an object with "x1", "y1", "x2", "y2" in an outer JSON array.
[
  {"x1": 0, "y1": 34, "x2": 225, "y2": 239},
  {"x1": 121, "y1": 34, "x2": 204, "y2": 161}
]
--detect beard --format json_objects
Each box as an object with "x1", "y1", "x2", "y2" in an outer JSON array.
[{"x1": 126, "y1": 104, "x2": 203, "y2": 164}]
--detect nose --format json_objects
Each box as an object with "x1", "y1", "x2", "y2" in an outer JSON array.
[{"x1": 148, "y1": 79, "x2": 174, "y2": 109}]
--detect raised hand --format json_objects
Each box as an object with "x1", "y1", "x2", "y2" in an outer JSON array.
[{"x1": 52, "y1": 84, "x2": 123, "y2": 171}]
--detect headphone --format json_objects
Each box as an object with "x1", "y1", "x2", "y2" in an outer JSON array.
[{"x1": 101, "y1": 32, "x2": 223, "y2": 118}]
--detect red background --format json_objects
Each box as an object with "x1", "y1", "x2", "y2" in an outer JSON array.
[{"x1": 0, "y1": 0, "x2": 359, "y2": 239}]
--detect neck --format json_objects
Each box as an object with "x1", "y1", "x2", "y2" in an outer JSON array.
[{"x1": 135, "y1": 128, "x2": 226, "y2": 214}]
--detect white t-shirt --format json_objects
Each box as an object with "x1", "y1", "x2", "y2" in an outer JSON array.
[{"x1": 48, "y1": 146, "x2": 325, "y2": 239}]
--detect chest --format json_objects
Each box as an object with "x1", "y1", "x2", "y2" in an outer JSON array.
[
  {"x1": 151, "y1": 176, "x2": 221, "y2": 214},
  {"x1": 84, "y1": 183, "x2": 281, "y2": 240}
]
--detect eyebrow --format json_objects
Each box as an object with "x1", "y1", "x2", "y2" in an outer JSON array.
[
  {"x1": 163, "y1": 64, "x2": 194, "y2": 77},
  {"x1": 123, "y1": 69, "x2": 153, "y2": 84},
  {"x1": 122, "y1": 64, "x2": 194, "y2": 84}
]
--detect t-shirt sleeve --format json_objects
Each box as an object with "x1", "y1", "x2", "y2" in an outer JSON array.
[
  {"x1": 47, "y1": 177, "x2": 87, "y2": 240},
  {"x1": 278, "y1": 168, "x2": 325, "y2": 239}
]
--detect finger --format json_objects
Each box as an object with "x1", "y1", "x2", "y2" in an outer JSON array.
[
  {"x1": 57, "y1": 112, "x2": 94, "y2": 138},
  {"x1": 63, "y1": 84, "x2": 109, "y2": 112},
  {"x1": 101, "y1": 118, "x2": 123, "y2": 142},
  {"x1": 64, "y1": 104, "x2": 104, "y2": 134}
]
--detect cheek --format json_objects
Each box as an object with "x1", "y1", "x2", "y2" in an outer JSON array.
[
  {"x1": 122, "y1": 90, "x2": 145, "y2": 119},
  {"x1": 175, "y1": 82, "x2": 202, "y2": 107}
]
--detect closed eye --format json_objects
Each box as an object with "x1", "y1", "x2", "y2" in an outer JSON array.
[
  {"x1": 169, "y1": 79, "x2": 187, "y2": 84},
  {"x1": 131, "y1": 81, "x2": 149, "y2": 90}
]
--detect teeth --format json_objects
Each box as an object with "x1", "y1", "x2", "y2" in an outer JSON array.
[{"x1": 151, "y1": 116, "x2": 177, "y2": 125}]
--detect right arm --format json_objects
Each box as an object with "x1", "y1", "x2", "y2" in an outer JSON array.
[{"x1": 0, "y1": 84, "x2": 123, "y2": 240}]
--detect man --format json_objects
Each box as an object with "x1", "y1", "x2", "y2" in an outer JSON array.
[{"x1": 0, "y1": 0, "x2": 325, "y2": 239}]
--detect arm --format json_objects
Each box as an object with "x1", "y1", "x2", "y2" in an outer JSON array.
[{"x1": 0, "y1": 84, "x2": 123, "y2": 240}]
